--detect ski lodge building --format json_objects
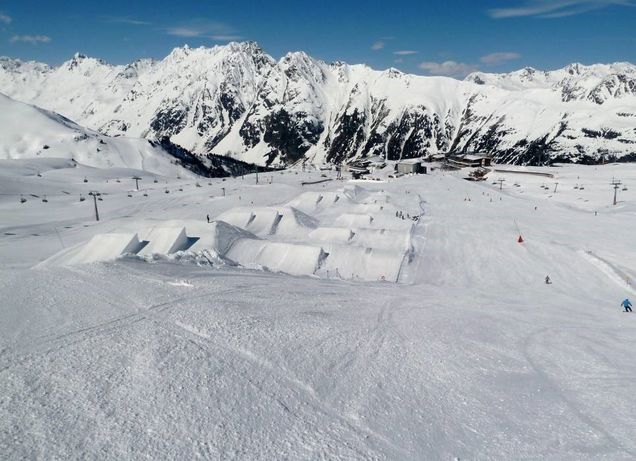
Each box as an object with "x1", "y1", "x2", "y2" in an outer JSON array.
[
  {"x1": 447, "y1": 154, "x2": 492, "y2": 168},
  {"x1": 396, "y1": 159, "x2": 426, "y2": 175}
]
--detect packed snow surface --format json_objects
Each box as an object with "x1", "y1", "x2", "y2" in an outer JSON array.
[{"x1": 1, "y1": 159, "x2": 636, "y2": 459}]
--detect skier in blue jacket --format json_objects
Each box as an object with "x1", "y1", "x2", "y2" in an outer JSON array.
[{"x1": 621, "y1": 298, "x2": 632, "y2": 312}]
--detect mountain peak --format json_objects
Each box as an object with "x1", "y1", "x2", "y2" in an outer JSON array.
[
  {"x1": 227, "y1": 40, "x2": 265, "y2": 54},
  {"x1": 64, "y1": 53, "x2": 108, "y2": 71}
]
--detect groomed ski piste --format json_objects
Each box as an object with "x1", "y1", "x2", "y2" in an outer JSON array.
[{"x1": 1, "y1": 157, "x2": 636, "y2": 459}]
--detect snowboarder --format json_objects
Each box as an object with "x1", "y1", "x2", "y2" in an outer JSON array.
[
  {"x1": 621, "y1": 298, "x2": 632, "y2": 312},
  {"x1": 206, "y1": 214, "x2": 210, "y2": 223},
  {"x1": 545, "y1": 275, "x2": 552, "y2": 285}
]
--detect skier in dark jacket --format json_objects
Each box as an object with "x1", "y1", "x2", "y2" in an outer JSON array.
[{"x1": 621, "y1": 298, "x2": 632, "y2": 312}]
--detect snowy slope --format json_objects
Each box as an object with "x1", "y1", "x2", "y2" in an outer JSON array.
[
  {"x1": 1, "y1": 160, "x2": 635, "y2": 459},
  {"x1": 0, "y1": 92, "x2": 197, "y2": 176},
  {"x1": 1, "y1": 44, "x2": 635, "y2": 166},
  {"x1": 0, "y1": 92, "x2": 273, "y2": 178}
]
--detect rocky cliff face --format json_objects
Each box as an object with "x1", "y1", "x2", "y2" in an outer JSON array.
[{"x1": 1, "y1": 43, "x2": 635, "y2": 166}]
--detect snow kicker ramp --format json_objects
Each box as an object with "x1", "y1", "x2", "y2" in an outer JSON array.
[
  {"x1": 318, "y1": 244, "x2": 403, "y2": 282},
  {"x1": 137, "y1": 226, "x2": 190, "y2": 256},
  {"x1": 334, "y1": 213, "x2": 375, "y2": 228},
  {"x1": 40, "y1": 233, "x2": 144, "y2": 266},
  {"x1": 307, "y1": 226, "x2": 410, "y2": 252},
  {"x1": 226, "y1": 239, "x2": 327, "y2": 276},
  {"x1": 351, "y1": 228, "x2": 411, "y2": 252},
  {"x1": 216, "y1": 206, "x2": 318, "y2": 238},
  {"x1": 308, "y1": 227, "x2": 356, "y2": 245},
  {"x1": 199, "y1": 220, "x2": 260, "y2": 256},
  {"x1": 286, "y1": 191, "x2": 349, "y2": 213}
]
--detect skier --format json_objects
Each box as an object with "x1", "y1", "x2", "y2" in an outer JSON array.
[
  {"x1": 621, "y1": 298, "x2": 632, "y2": 312},
  {"x1": 206, "y1": 214, "x2": 210, "y2": 223},
  {"x1": 545, "y1": 275, "x2": 552, "y2": 285}
]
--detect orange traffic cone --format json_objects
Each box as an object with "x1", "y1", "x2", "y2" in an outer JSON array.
[{"x1": 518, "y1": 235, "x2": 524, "y2": 243}]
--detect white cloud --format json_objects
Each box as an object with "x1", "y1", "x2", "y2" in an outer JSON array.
[
  {"x1": 0, "y1": 13, "x2": 11, "y2": 24},
  {"x1": 480, "y1": 52, "x2": 521, "y2": 64},
  {"x1": 418, "y1": 60, "x2": 478, "y2": 78},
  {"x1": 105, "y1": 16, "x2": 151, "y2": 26},
  {"x1": 393, "y1": 50, "x2": 418, "y2": 56},
  {"x1": 10, "y1": 35, "x2": 51, "y2": 44},
  {"x1": 371, "y1": 41, "x2": 385, "y2": 51},
  {"x1": 166, "y1": 20, "x2": 241, "y2": 41},
  {"x1": 210, "y1": 35, "x2": 244, "y2": 41},
  {"x1": 489, "y1": 0, "x2": 635, "y2": 19}
]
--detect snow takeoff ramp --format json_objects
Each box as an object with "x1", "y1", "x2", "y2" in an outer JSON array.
[
  {"x1": 41, "y1": 232, "x2": 144, "y2": 266},
  {"x1": 138, "y1": 226, "x2": 190, "y2": 256},
  {"x1": 226, "y1": 240, "x2": 327, "y2": 276},
  {"x1": 216, "y1": 206, "x2": 317, "y2": 238}
]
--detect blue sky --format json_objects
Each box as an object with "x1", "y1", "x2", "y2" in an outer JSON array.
[{"x1": 0, "y1": 0, "x2": 635, "y2": 77}]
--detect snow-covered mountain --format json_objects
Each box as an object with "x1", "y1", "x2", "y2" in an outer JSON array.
[
  {"x1": 0, "y1": 92, "x2": 267, "y2": 177},
  {"x1": 0, "y1": 92, "x2": 196, "y2": 176},
  {"x1": 2, "y1": 42, "x2": 635, "y2": 166}
]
